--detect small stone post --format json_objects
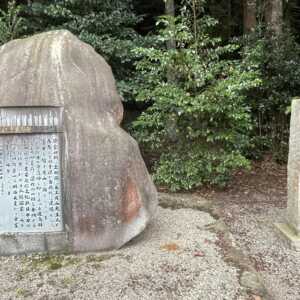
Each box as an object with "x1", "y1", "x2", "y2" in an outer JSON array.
[{"x1": 276, "y1": 98, "x2": 300, "y2": 250}]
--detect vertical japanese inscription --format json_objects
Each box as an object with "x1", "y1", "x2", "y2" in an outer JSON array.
[
  {"x1": 0, "y1": 134, "x2": 63, "y2": 233},
  {"x1": 0, "y1": 107, "x2": 64, "y2": 234}
]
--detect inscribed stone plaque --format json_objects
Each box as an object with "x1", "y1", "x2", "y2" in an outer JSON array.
[{"x1": 0, "y1": 107, "x2": 64, "y2": 234}]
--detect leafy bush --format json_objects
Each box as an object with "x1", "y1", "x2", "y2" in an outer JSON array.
[
  {"x1": 241, "y1": 28, "x2": 300, "y2": 162},
  {"x1": 132, "y1": 3, "x2": 261, "y2": 191},
  {"x1": 0, "y1": 1, "x2": 25, "y2": 45}
]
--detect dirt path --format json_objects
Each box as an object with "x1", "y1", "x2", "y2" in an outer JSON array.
[{"x1": 205, "y1": 158, "x2": 300, "y2": 300}]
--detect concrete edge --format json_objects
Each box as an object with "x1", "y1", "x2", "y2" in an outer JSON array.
[
  {"x1": 0, "y1": 231, "x2": 70, "y2": 256},
  {"x1": 274, "y1": 223, "x2": 300, "y2": 251}
]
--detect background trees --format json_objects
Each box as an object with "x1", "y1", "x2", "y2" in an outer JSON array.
[
  {"x1": 243, "y1": 0, "x2": 256, "y2": 33},
  {"x1": 0, "y1": 0, "x2": 300, "y2": 190}
]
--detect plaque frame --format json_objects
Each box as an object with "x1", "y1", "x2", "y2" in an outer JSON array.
[{"x1": 0, "y1": 106, "x2": 70, "y2": 255}]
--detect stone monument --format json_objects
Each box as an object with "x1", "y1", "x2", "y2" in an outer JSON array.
[
  {"x1": 276, "y1": 98, "x2": 300, "y2": 251},
  {"x1": 0, "y1": 30, "x2": 157, "y2": 255}
]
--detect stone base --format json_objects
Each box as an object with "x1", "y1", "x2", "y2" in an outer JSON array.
[
  {"x1": 0, "y1": 232, "x2": 69, "y2": 256},
  {"x1": 275, "y1": 223, "x2": 300, "y2": 251}
]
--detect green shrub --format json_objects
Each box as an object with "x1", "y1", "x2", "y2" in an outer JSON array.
[
  {"x1": 0, "y1": 1, "x2": 25, "y2": 45},
  {"x1": 132, "y1": 3, "x2": 261, "y2": 191},
  {"x1": 241, "y1": 28, "x2": 300, "y2": 162}
]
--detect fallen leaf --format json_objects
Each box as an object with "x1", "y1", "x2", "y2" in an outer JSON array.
[
  {"x1": 194, "y1": 251, "x2": 205, "y2": 257},
  {"x1": 160, "y1": 243, "x2": 179, "y2": 252}
]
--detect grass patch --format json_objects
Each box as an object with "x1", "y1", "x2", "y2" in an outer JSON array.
[
  {"x1": 23, "y1": 254, "x2": 81, "y2": 271},
  {"x1": 15, "y1": 288, "x2": 31, "y2": 298},
  {"x1": 85, "y1": 254, "x2": 115, "y2": 263}
]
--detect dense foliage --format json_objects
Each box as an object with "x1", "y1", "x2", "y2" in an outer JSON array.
[
  {"x1": 241, "y1": 28, "x2": 300, "y2": 161},
  {"x1": 132, "y1": 5, "x2": 261, "y2": 190},
  {"x1": 0, "y1": 0, "x2": 299, "y2": 190},
  {"x1": 0, "y1": 1, "x2": 25, "y2": 44}
]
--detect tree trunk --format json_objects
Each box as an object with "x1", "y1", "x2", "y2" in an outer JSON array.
[
  {"x1": 165, "y1": 0, "x2": 175, "y2": 19},
  {"x1": 243, "y1": 0, "x2": 257, "y2": 33},
  {"x1": 227, "y1": 0, "x2": 232, "y2": 39},
  {"x1": 165, "y1": 0, "x2": 176, "y2": 49},
  {"x1": 265, "y1": 0, "x2": 283, "y2": 34}
]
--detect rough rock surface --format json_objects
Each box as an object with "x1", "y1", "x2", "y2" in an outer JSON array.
[{"x1": 0, "y1": 30, "x2": 157, "y2": 252}]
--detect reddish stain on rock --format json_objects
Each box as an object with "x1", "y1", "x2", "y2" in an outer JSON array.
[
  {"x1": 77, "y1": 213, "x2": 98, "y2": 236},
  {"x1": 121, "y1": 178, "x2": 142, "y2": 223}
]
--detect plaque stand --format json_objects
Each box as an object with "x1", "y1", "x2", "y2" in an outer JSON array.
[{"x1": 0, "y1": 107, "x2": 69, "y2": 255}]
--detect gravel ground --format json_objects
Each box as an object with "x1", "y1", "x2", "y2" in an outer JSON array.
[
  {"x1": 0, "y1": 207, "x2": 250, "y2": 300},
  {"x1": 221, "y1": 203, "x2": 300, "y2": 300},
  {"x1": 200, "y1": 157, "x2": 300, "y2": 300}
]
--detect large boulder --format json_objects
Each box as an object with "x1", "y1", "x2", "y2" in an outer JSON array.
[{"x1": 0, "y1": 30, "x2": 157, "y2": 252}]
